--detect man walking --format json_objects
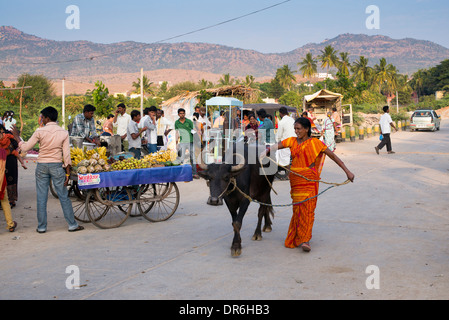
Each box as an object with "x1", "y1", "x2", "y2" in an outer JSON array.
[
  {"x1": 375, "y1": 105, "x2": 398, "y2": 155},
  {"x1": 15, "y1": 107, "x2": 83, "y2": 233}
]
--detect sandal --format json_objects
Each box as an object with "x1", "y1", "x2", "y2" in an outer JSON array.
[
  {"x1": 68, "y1": 225, "x2": 84, "y2": 232},
  {"x1": 9, "y1": 221, "x2": 17, "y2": 232},
  {"x1": 301, "y1": 242, "x2": 311, "y2": 252}
]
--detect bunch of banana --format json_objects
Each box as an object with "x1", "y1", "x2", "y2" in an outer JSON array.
[
  {"x1": 70, "y1": 147, "x2": 86, "y2": 167},
  {"x1": 143, "y1": 150, "x2": 177, "y2": 166}
]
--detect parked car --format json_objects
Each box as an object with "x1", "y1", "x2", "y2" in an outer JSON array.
[{"x1": 410, "y1": 110, "x2": 441, "y2": 132}]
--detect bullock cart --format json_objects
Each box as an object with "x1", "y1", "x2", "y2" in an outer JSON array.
[{"x1": 69, "y1": 165, "x2": 192, "y2": 229}]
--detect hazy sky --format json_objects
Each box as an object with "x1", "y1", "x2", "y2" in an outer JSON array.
[{"x1": 1, "y1": 0, "x2": 448, "y2": 53}]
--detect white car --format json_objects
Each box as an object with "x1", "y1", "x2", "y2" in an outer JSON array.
[{"x1": 410, "y1": 110, "x2": 441, "y2": 132}]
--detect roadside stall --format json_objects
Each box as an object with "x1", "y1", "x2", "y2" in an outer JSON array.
[
  {"x1": 204, "y1": 96, "x2": 243, "y2": 163},
  {"x1": 302, "y1": 89, "x2": 353, "y2": 137},
  {"x1": 63, "y1": 147, "x2": 192, "y2": 229}
]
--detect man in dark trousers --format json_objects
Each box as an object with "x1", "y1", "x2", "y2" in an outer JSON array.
[{"x1": 375, "y1": 106, "x2": 398, "y2": 155}]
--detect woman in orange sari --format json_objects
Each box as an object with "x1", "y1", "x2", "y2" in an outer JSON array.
[{"x1": 263, "y1": 117, "x2": 354, "y2": 252}]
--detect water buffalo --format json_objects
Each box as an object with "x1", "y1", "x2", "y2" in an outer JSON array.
[{"x1": 198, "y1": 144, "x2": 276, "y2": 257}]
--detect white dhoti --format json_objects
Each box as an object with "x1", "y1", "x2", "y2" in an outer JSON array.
[{"x1": 276, "y1": 148, "x2": 291, "y2": 167}]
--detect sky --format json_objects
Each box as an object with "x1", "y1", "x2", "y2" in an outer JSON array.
[{"x1": 0, "y1": 0, "x2": 449, "y2": 53}]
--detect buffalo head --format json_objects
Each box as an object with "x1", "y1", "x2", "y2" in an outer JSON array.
[{"x1": 198, "y1": 153, "x2": 246, "y2": 206}]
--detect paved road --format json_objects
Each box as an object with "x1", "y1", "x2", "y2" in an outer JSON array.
[{"x1": 1, "y1": 121, "x2": 448, "y2": 301}]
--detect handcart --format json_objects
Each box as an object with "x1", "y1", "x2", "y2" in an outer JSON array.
[{"x1": 70, "y1": 165, "x2": 192, "y2": 229}]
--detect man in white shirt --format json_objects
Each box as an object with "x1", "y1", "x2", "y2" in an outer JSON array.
[
  {"x1": 113, "y1": 103, "x2": 131, "y2": 151},
  {"x1": 276, "y1": 107, "x2": 296, "y2": 166},
  {"x1": 143, "y1": 106, "x2": 158, "y2": 154},
  {"x1": 375, "y1": 105, "x2": 398, "y2": 154},
  {"x1": 156, "y1": 109, "x2": 172, "y2": 151}
]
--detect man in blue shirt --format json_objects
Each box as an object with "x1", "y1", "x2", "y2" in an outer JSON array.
[
  {"x1": 71, "y1": 104, "x2": 100, "y2": 145},
  {"x1": 256, "y1": 108, "x2": 274, "y2": 145}
]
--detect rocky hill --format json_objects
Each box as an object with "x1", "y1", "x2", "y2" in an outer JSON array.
[{"x1": 1, "y1": 26, "x2": 449, "y2": 80}]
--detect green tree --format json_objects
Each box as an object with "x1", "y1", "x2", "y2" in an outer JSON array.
[
  {"x1": 268, "y1": 78, "x2": 285, "y2": 99},
  {"x1": 218, "y1": 73, "x2": 235, "y2": 86},
  {"x1": 318, "y1": 45, "x2": 339, "y2": 80},
  {"x1": 275, "y1": 65, "x2": 296, "y2": 91},
  {"x1": 298, "y1": 52, "x2": 317, "y2": 91},
  {"x1": 351, "y1": 56, "x2": 372, "y2": 84},
  {"x1": 278, "y1": 91, "x2": 302, "y2": 108},
  {"x1": 88, "y1": 81, "x2": 113, "y2": 117},
  {"x1": 244, "y1": 75, "x2": 256, "y2": 88},
  {"x1": 132, "y1": 75, "x2": 154, "y2": 96},
  {"x1": 337, "y1": 52, "x2": 351, "y2": 76},
  {"x1": 372, "y1": 58, "x2": 398, "y2": 94}
]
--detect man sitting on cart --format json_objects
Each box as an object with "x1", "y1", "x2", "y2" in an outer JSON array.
[{"x1": 71, "y1": 104, "x2": 100, "y2": 146}]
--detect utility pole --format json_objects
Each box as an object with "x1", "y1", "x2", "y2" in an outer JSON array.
[
  {"x1": 62, "y1": 78, "x2": 66, "y2": 129},
  {"x1": 396, "y1": 90, "x2": 399, "y2": 113},
  {"x1": 140, "y1": 68, "x2": 144, "y2": 115}
]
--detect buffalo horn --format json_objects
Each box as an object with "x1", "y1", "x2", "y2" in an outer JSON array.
[{"x1": 230, "y1": 153, "x2": 245, "y2": 172}]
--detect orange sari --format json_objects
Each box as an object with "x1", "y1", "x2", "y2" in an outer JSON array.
[{"x1": 282, "y1": 137, "x2": 327, "y2": 248}]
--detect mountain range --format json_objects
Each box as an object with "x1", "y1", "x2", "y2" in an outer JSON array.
[{"x1": 1, "y1": 26, "x2": 449, "y2": 83}]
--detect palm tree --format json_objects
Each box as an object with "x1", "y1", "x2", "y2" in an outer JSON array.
[
  {"x1": 244, "y1": 75, "x2": 256, "y2": 88},
  {"x1": 372, "y1": 58, "x2": 398, "y2": 94},
  {"x1": 411, "y1": 69, "x2": 425, "y2": 98},
  {"x1": 198, "y1": 79, "x2": 214, "y2": 89},
  {"x1": 132, "y1": 75, "x2": 154, "y2": 96},
  {"x1": 218, "y1": 73, "x2": 234, "y2": 86},
  {"x1": 298, "y1": 53, "x2": 317, "y2": 91},
  {"x1": 337, "y1": 52, "x2": 351, "y2": 76},
  {"x1": 318, "y1": 45, "x2": 339, "y2": 88},
  {"x1": 351, "y1": 56, "x2": 372, "y2": 84},
  {"x1": 275, "y1": 65, "x2": 296, "y2": 91}
]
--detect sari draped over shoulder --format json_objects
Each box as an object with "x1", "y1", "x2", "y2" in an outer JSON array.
[{"x1": 281, "y1": 137, "x2": 327, "y2": 248}]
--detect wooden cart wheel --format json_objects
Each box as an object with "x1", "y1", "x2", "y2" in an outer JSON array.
[
  {"x1": 85, "y1": 187, "x2": 133, "y2": 229},
  {"x1": 137, "y1": 183, "x2": 180, "y2": 222},
  {"x1": 124, "y1": 184, "x2": 149, "y2": 217}
]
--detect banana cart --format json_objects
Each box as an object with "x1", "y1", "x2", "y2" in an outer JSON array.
[{"x1": 69, "y1": 165, "x2": 192, "y2": 229}]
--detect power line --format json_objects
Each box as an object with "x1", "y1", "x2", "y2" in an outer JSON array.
[{"x1": 0, "y1": 0, "x2": 291, "y2": 66}]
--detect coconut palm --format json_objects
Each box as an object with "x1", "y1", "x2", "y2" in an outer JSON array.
[
  {"x1": 132, "y1": 75, "x2": 154, "y2": 96},
  {"x1": 244, "y1": 75, "x2": 256, "y2": 88},
  {"x1": 319, "y1": 45, "x2": 339, "y2": 75},
  {"x1": 275, "y1": 65, "x2": 296, "y2": 91},
  {"x1": 351, "y1": 56, "x2": 372, "y2": 83},
  {"x1": 372, "y1": 58, "x2": 398, "y2": 94},
  {"x1": 218, "y1": 73, "x2": 235, "y2": 86},
  {"x1": 411, "y1": 69, "x2": 425, "y2": 97},
  {"x1": 298, "y1": 53, "x2": 317, "y2": 91},
  {"x1": 318, "y1": 45, "x2": 339, "y2": 89},
  {"x1": 298, "y1": 52, "x2": 317, "y2": 78},
  {"x1": 337, "y1": 52, "x2": 351, "y2": 76}
]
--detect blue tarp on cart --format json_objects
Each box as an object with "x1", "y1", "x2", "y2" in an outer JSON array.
[{"x1": 77, "y1": 165, "x2": 193, "y2": 190}]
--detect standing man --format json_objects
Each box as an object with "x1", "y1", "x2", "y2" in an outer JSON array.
[
  {"x1": 113, "y1": 103, "x2": 131, "y2": 152},
  {"x1": 156, "y1": 109, "x2": 172, "y2": 151},
  {"x1": 143, "y1": 106, "x2": 158, "y2": 154},
  {"x1": 257, "y1": 108, "x2": 274, "y2": 145},
  {"x1": 70, "y1": 104, "x2": 100, "y2": 145},
  {"x1": 276, "y1": 107, "x2": 296, "y2": 166},
  {"x1": 375, "y1": 105, "x2": 398, "y2": 155},
  {"x1": 175, "y1": 108, "x2": 199, "y2": 179},
  {"x1": 127, "y1": 110, "x2": 147, "y2": 159},
  {"x1": 15, "y1": 107, "x2": 84, "y2": 233}
]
